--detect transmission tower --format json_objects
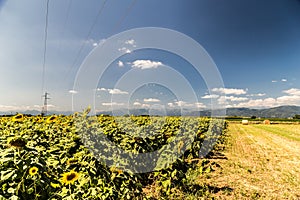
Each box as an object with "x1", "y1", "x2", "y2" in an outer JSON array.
[{"x1": 41, "y1": 92, "x2": 50, "y2": 116}]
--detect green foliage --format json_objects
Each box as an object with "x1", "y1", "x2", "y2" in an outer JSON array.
[
  {"x1": 293, "y1": 114, "x2": 300, "y2": 119},
  {"x1": 0, "y1": 112, "x2": 227, "y2": 199}
]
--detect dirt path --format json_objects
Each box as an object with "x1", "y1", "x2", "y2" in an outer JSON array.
[{"x1": 200, "y1": 123, "x2": 300, "y2": 199}]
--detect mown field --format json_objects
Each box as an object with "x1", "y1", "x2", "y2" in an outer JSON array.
[
  {"x1": 0, "y1": 110, "x2": 227, "y2": 200},
  {"x1": 201, "y1": 123, "x2": 300, "y2": 199}
]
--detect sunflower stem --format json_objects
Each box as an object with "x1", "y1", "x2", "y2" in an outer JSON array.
[
  {"x1": 34, "y1": 179, "x2": 37, "y2": 200},
  {"x1": 69, "y1": 184, "x2": 73, "y2": 199}
]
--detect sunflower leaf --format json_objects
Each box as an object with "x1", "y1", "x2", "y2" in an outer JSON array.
[{"x1": 1, "y1": 169, "x2": 16, "y2": 181}]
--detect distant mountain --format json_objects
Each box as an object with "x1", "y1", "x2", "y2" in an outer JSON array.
[
  {"x1": 226, "y1": 106, "x2": 300, "y2": 118},
  {"x1": 0, "y1": 110, "x2": 73, "y2": 116},
  {"x1": 1, "y1": 106, "x2": 300, "y2": 118},
  {"x1": 96, "y1": 106, "x2": 300, "y2": 118}
]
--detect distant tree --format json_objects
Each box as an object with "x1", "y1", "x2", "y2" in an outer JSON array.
[
  {"x1": 293, "y1": 114, "x2": 300, "y2": 119},
  {"x1": 251, "y1": 115, "x2": 256, "y2": 119}
]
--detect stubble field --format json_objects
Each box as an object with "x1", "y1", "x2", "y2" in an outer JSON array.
[{"x1": 201, "y1": 123, "x2": 300, "y2": 199}]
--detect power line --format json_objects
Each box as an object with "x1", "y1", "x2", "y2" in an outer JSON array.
[
  {"x1": 63, "y1": 0, "x2": 108, "y2": 82},
  {"x1": 41, "y1": 0, "x2": 50, "y2": 94},
  {"x1": 63, "y1": 0, "x2": 136, "y2": 88},
  {"x1": 111, "y1": 0, "x2": 137, "y2": 34},
  {"x1": 58, "y1": 0, "x2": 73, "y2": 53}
]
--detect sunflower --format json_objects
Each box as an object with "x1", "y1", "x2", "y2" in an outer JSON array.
[
  {"x1": 46, "y1": 115, "x2": 58, "y2": 123},
  {"x1": 61, "y1": 170, "x2": 80, "y2": 185},
  {"x1": 8, "y1": 137, "x2": 26, "y2": 148},
  {"x1": 29, "y1": 167, "x2": 38, "y2": 176},
  {"x1": 110, "y1": 166, "x2": 123, "y2": 175},
  {"x1": 12, "y1": 113, "x2": 24, "y2": 122}
]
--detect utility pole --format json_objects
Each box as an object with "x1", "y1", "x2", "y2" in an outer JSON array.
[{"x1": 41, "y1": 92, "x2": 50, "y2": 116}]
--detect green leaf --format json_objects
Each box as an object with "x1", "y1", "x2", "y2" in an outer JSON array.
[
  {"x1": 0, "y1": 194, "x2": 8, "y2": 200},
  {"x1": 0, "y1": 157, "x2": 14, "y2": 163},
  {"x1": 171, "y1": 169, "x2": 177, "y2": 178},
  {"x1": 9, "y1": 195, "x2": 19, "y2": 200},
  {"x1": 27, "y1": 188, "x2": 34, "y2": 194},
  {"x1": 1, "y1": 169, "x2": 15, "y2": 181},
  {"x1": 7, "y1": 188, "x2": 15, "y2": 194},
  {"x1": 161, "y1": 179, "x2": 171, "y2": 189}
]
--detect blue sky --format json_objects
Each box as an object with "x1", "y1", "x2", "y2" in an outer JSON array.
[{"x1": 0, "y1": 0, "x2": 300, "y2": 112}]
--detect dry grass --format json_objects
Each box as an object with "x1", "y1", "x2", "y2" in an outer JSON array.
[{"x1": 198, "y1": 123, "x2": 300, "y2": 199}]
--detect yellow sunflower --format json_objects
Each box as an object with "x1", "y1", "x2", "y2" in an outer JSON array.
[
  {"x1": 29, "y1": 167, "x2": 38, "y2": 176},
  {"x1": 110, "y1": 166, "x2": 123, "y2": 175},
  {"x1": 61, "y1": 170, "x2": 80, "y2": 185},
  {"x1": 12, "y1": 113, "x2": 24, "y2": 122},
  {"x1": 46, "y1": 115, "x2": 58, "y2": 123}
]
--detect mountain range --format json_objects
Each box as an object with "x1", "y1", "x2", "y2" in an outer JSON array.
[
  {"x1": 2, "y1": 105, "x2": 299, "y2": 118},
  {"x1": 96, "y1": 106, "x2": 300, "y2": 118}
]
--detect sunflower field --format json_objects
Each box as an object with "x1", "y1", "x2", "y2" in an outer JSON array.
[{"x1": 0, "y1": 109, "x2": 227, "y2": 200}]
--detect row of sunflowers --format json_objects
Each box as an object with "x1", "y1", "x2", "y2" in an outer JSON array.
[{"x1": 0, "y1": 110, "x2": 227, "y2": 199}]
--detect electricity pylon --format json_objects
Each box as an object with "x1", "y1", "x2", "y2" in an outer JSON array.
[{"x1": 41, "y1": 92, "x2": 50, "y2": 116}]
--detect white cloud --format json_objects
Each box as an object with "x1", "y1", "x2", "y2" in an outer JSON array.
[
  {"x1": 108, "y1": 89, "x2": 128, "y2": 95},
  {"x1": 212, "y1": 88, "x2": 300, "y2": 108},
  {"x1": 144, "y1": 98, "x2": 160, "y2": 102},
  {"x1": 167, "y1": 101, "x2": 206, "y2": 109},
  {"x1": 216, "y1": 96, "x2": 247, "y2": 106},
  {"x1": 277, "y1": 95, "x2": 300, "y2": 105},
  {"x1": 92, "y1": 39, "x2": 106, "y2": 47},
  {"x1": 195, "y1": 102, "x2": 206, "y2": 108},
  {"x1": 201, "y1": 94, "x2": 219, "y2": 99},
  {"x1": 97, "y1": 88, "x2": 107, "y2": 91},
  {"x1": 217, "y1": 96, "x2": 227, "y2": 105},
  {"x1": 68, "y1": 90, "x2": 78, "y2": 94},
  {"x1": 283, "y1": 88, "x2": 300, "y2": 96},
  {"x1": 125, "y1": 39, "x2": 136, "y2": 47},
  {"x1": 271, "y1": 79, "x2": 288, "y2": 83},
  {"x1": 85, "y1": 38, "x2": 107, "y2": 47},
  {"x1": 118, "y1": 47, "x2": 131, "y2": 54},
  {"x1": 212, "y1": 88, "x2": 247, "y2": 95},
  {"x1": 0, "y1": 104, "x2": 56, "y2": 112},
  {"x1": 175, "y1": 101, "x2": 195, "y2": 107},
  {"x1": 167, "y1": 102, "x2": 174, "y2": 107},
  {"x1": 225, "y1": 96, "x2": 248, "y2": 102},
  {"x1": 102, "y1": 102, "x2": 124, "y2": 106},
  {"x1": 229, "y1": 88, "x2": 300, "y2": 108},
  {"x1": 133, "y1": 102, "x2": 141, "y2": 106},
  {"x1": 175, "y1": 101, "x2": 189, "y2": 107},
  {"x1": 131, "y1": 60, "x2": 164, "y2": 70},
  {"x1": 276, "y1": 88, "x2": 300, "y2": 106},
  {"x1": 141, "y1": 103, "x2": 150, "y2": 108},
  {"x1": 247, "y1": 93, "x2": 266, "y2": 97},
  {"x1": 258, "y1": 93, "x2": 266, "y2": 97},
  {"x1": 117, "y1": 61, "x2": 124, "y2": 67},
  {"x1": 43, "y1": 104, "x2": 55, "y2": 108},
  {"x1": 97, "y1": 88, "x2": 128, "y2": 95},
  {"x1": 117, "y1": 39, "x2": 136, "y2": 54},
  {"x1": 235, "y1": 98, "x2": 277, "y2": 108},
  {"x1": 132, "y1": 101, "x2": 150, "y2": 108}
]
